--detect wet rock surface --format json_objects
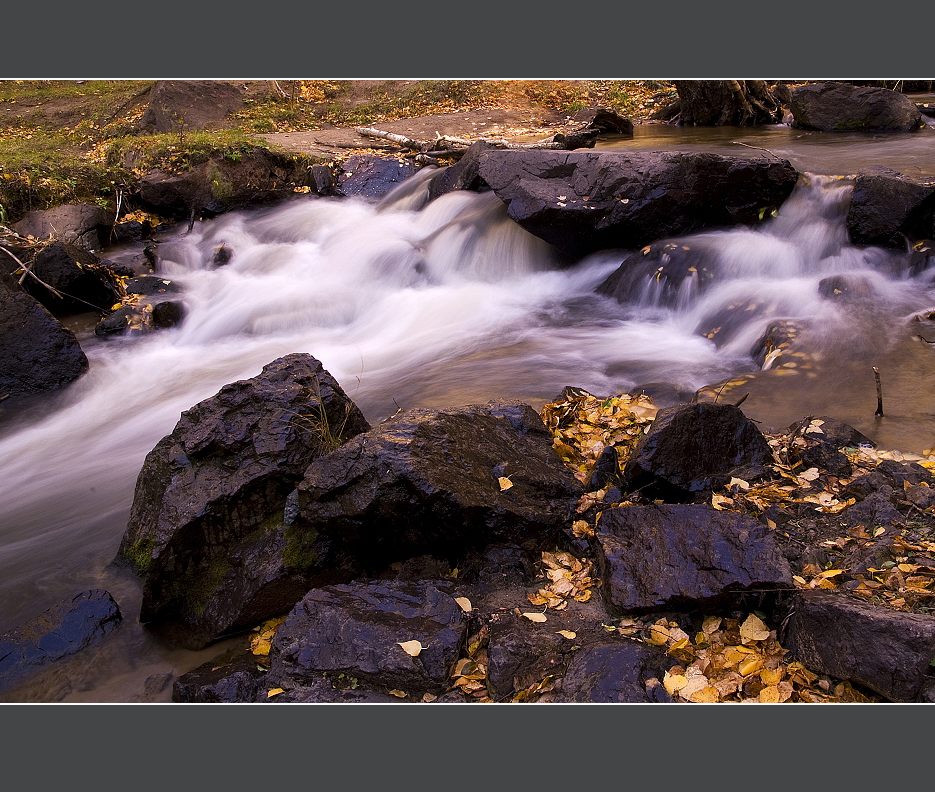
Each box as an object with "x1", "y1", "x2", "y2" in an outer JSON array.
[
  {"x1": 173, "y1": 654, "x2": 264, "y2": 703},
  {"x1": 0, "y1": 591, "x2": 122, "y2": 694},
  {"x1": 550, "y1": 640, "x2": 672, "y2": 703},
  {"x1": 269, "y1": 580, "x2": 467, "y2": 693},
  {"x1": 846, "y1": 169, "x2": 935, "y2": 248},
  {"x1": 336, "y1": 155, "x2": 418, "y2": 201},
  {"x1": 781, "y1": 590, "x2": 935, "y2": 701},
  {"x1": 790, "y1": 82, "x2": 924, "y2": 132},
  {"x1": 476, "y1": 150, "x2": 798, "y2": 257},
  {"x1": 287, "y1": 402, "x2": 581, "y2": 579},
  {"x1": 622, "y1": 403, "x2": 773, "y2": 500},
  {"x1": 117, "y1": 353, "x2": 370, "y2": 648},
  {"x1": 21, "y1": 241, "x2": 122, "y2": 315},
  {"x1": 595, "y1": 504, "x2": 792, "y2": 612},
  {"x1": 0, "y1": 283, "x2": 88, "y2": 410}
]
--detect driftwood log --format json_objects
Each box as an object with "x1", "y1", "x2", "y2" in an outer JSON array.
[{"x1": 355, "y1": 126, "x2": 600, "y2": 163}]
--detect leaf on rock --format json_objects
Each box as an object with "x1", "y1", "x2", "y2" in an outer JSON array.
[
  {"x1": 556, "y1": 630, "x2": 577, "y2": 640},
  {"x1": 398, "y1": 640, "x2": 425, "y2": 657},
  {"x1": 454, "y1": 596, "x2": 473, "y2": 613},
  {"x1": 498, "y1": 476, "x2": 514, "y2": 491},
  {"x1": 522, "y1": 612, "x2": 548, "y2": 623}
]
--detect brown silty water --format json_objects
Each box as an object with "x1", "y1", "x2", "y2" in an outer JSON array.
[{"x1": 1, "y1": 122, "x2": 934, "y2": 701}]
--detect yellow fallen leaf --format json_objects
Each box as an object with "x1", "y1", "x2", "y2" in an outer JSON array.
[
  {"x1": 647, "y1": 623, "x2": 669, "y2": 645},
  {"x1": 522, "y1": 612, "x2": 547, "y2": 623},
  {"x1": 798, "y1": 467, "x2": 820, "y2": 482},
  {"x1": 817, "y1": 569, "x2": 845, "y2": 579},
  {"x1": 702, "y1": 616, "x2": 722, "y2": 635},
  {"x1": 250, "y1": 636, "x2": 272, "y2": 657},
  {"x1": 759, "y1": 685, "x2": 781, "y2": 703},
  {"x1": 397, "y1": 640, "x2": 425, "y2": 657},
  {"x1": 729, "y1": 477, "x2": 750, "y2": 490},
  {"x1": 738, "y1": 657, "x2": 764, "y2": 677},
  {"x1": 421, "y1": 693, "x2": 438, "y2": 703},
  {"x1": 454, "y1": 596, "x2": 473, "y2": 613},
  {"x1": 711, "y1": 493, "x2": 734, "y2": 510},
  {"x1": 266, "y1": 688, "x2": 284, "y2": 698},
  {"x1": 664, "y1": 671, "x2": 688, "y2": 696},
  {"x1": 498, "y1": 477, "x2": 513, "y2": 491},
  {"x1": 739, "y1": 613, "x2": 770, "y2": 642},
  {"x1": 874, "y1": 527, "x2": 886, "y2": 537},
  {"x1": 688, "y1": 686, "x2": 720, "y2": 703},
  {"x1": 388, "y1": 689, "x2": 408, "y2": 698},
  {"x1": 760, "y1": 668, "x2": 783, "y2": 686},
  {"x1": 556, "y1": 630, "x2": 577, "y2": 640}
]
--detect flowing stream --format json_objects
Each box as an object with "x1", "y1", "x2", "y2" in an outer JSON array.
[{"x1": 2, "y1": 126, "x2": 935, "y2": 700}]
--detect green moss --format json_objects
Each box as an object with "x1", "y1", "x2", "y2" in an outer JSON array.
[
  {"x1": 123, "y1": 535, "x2": 156, "y2": 575},
  {"x1": 283, "y1": 525, "x2": 319, "y2": 571}
]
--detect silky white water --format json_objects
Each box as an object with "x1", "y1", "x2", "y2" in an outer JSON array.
[{"x1": 1, "y1": 169, "x2": 933, "y2": 648}]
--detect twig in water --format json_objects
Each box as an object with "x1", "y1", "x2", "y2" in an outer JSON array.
[
  {"x1": 733, "y1": 393, "x2": 750, "y2": 409},
  {"x1": 730, "y1": 141, "x2": 784, "y2": 161},
  {"x1": 873, "y1": 366, "x2": 884, "y2": 417}
]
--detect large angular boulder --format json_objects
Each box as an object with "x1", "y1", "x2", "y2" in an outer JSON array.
[
  {"x1": 551, "y1": 641, "x2": 672, "y2": 703},
  {"x1": 781, "y1": 590, "x2": 935, "y2": 701},
  {"x1": 0, "y1": 284, "x2": 88, "y2": 409},
  {"x1": 476, "y1": 150, "x2": 798, "y2": 257},
  {"x1": 789, "y1": 415, "x2": 874, "y2": 478},
  {"x1": 13, "y1": 204, "x2": 111, "y2": 252},
  {"x1": 594, "y1": 505, "x2": 792, "y2": 612},
  {"x1": 138, "y1": 80, "x2": 245, "y2": 133},
  {"x1": 0, "y1": 590, "x2": 121, "y2": 694},
  {"x1": 172, "y1": 654, "x2": 264, "y2": 703},
  {"x1": 116, "y1": 353, "x2": 370, "y2": 648},
  {"x1": 21, "y1": 241, "x2": 122, "y2": 316},
  {"x1": 427, "y1": 142, "x2": 495, "y2": 201},
  {"x1": 285, "y1": 402, "x2": 582, "y2": 579},
  {"x1": 790, "y1": 82, "x2": 924, "y2": 132},
  {"x1": 846, "y1": 170, "x2": 935, "y2": 248},
  {"x1": 622, "y1": 402, "x2": 774, "y2": 501},
  {"x1": 269, "y1": 580, "x2": 467, "y2": 693},
  {"x1": 336, "y1": 155, "x2": 418, "y2": 201}
]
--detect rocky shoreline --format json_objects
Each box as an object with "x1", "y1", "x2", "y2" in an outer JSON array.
[{"x1": 3, "y1": 80, "x2": 935, "y2": 703}]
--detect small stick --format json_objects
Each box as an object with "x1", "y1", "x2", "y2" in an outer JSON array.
[
  {"x1": 731, "y1": 140, "x2": 784, "y2": 161},
  {"x1": 733, "y1": 393, "x2": 750, "y2": 409},
  {"x1": 872, "y1": 366, "x2": 884, "y2": 417}
]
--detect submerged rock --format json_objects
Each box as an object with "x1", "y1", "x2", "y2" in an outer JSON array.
[
  {"x1": 790, "y1": 82, "x2": 924, "y2": 132},
  {"x1": 594, "y1": 504, "x2": 792, "y2": 612},
  {"x1": 269, "y1": 580, "x2": 467, "y2": 693},
  {"x1": 0, "y1": 590, "x2": 122, "y2": 693},
  {"x1": 116, "y1": 353, "x2": 370, "y2": 648},
  {"x1": 781, "y1": 590, "x2": 935, "y2": 701},
  {"x1": 476, "y1": 150, "x2": 798, "y2": 257},
  {"x1": 622, "y1": 402, "x2": 773, "y2": 501},
  {"x1": 286, "y1": 402, "x2": 581, "y2": 579},
  {"x1": 0, "y1": 284, "x2": 88, "y2": 408}
]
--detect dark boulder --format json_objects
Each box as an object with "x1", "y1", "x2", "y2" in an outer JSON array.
[
  {"x1": 152, "y1": 300, "x2": 186, "y2": 329},
  {"x1": 476, "y1": 150, "x2": 798, "y2": 257},
  {"x1": 309, "y1": 164, "x2": 335, "y2": 196},
  {"x1": 622, "y1": 402, "x2": 773, "y2": 500},
  {"x1": 427, "y1": 142, "x2": 495, "y2": 201},
  {"x1": 138, "y1": 148, "x2": 310, "y2": 220},
  {"x1": 116, "y1": 353, "x2": 370, "y2": 648},
  {"x1": 571, "y1": 107, "x2": 634, "y2": 136},
  {"x1": 790, "y1": 82, "x2": 924, "y2": 132},
  {"x1": 286, "y1": 402, "x2": 581, "y2": 580},
  {"x1": 486, "y1": 615, "x2": 568, "y2": 699},
  {"x1": 13, "y1": 204, "x2": 111, "y2": 252},
  {"x1": 0, "y1": 590, "x2": 121, "y2": 693},
  {"x1": 0, "y1": 285, "x2": 88, "y2": 408},
  {"x1": 94, "y1": 305, "x2": 139, "y2": 337},
  {"x1": 21, "y1": 241, "x2": 122, "y2": 316},
  {"x1": 594, "y1": 505, "x2": 792, "y2": 612},
  {"x1": 267, "y1": 679, "x2": 399, "y2": 703},
  {"x1": 336, "y1": 155, "x2": 418, "y2": 201},
  {"x1": 842, "y1": 460, "x2": 935, "y2": 502},
  {"x1": 846, "y1": 169, "x2": 935, "y2": 247},
  {"x1": 125, "y1": 276, "x2": 180, "y2": 296},
  {"x1": 172, "y1": 654, "x2": 264, "y2": 703},
  {"x1": 781, "y1": 590, "x2": 935, "y2": 701},
  {"x1": 551, "y1": 641, "x2": 672, "y2": 703},
  {"x1": 212, "y1": 244, "x2": 233, "y2": 267},
  {"x1": 138, "y1": 80, "x2": 245, "y2": 133},
  {"x1": 269, "y1": 580, "x2": 467, "y2": 693}
]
